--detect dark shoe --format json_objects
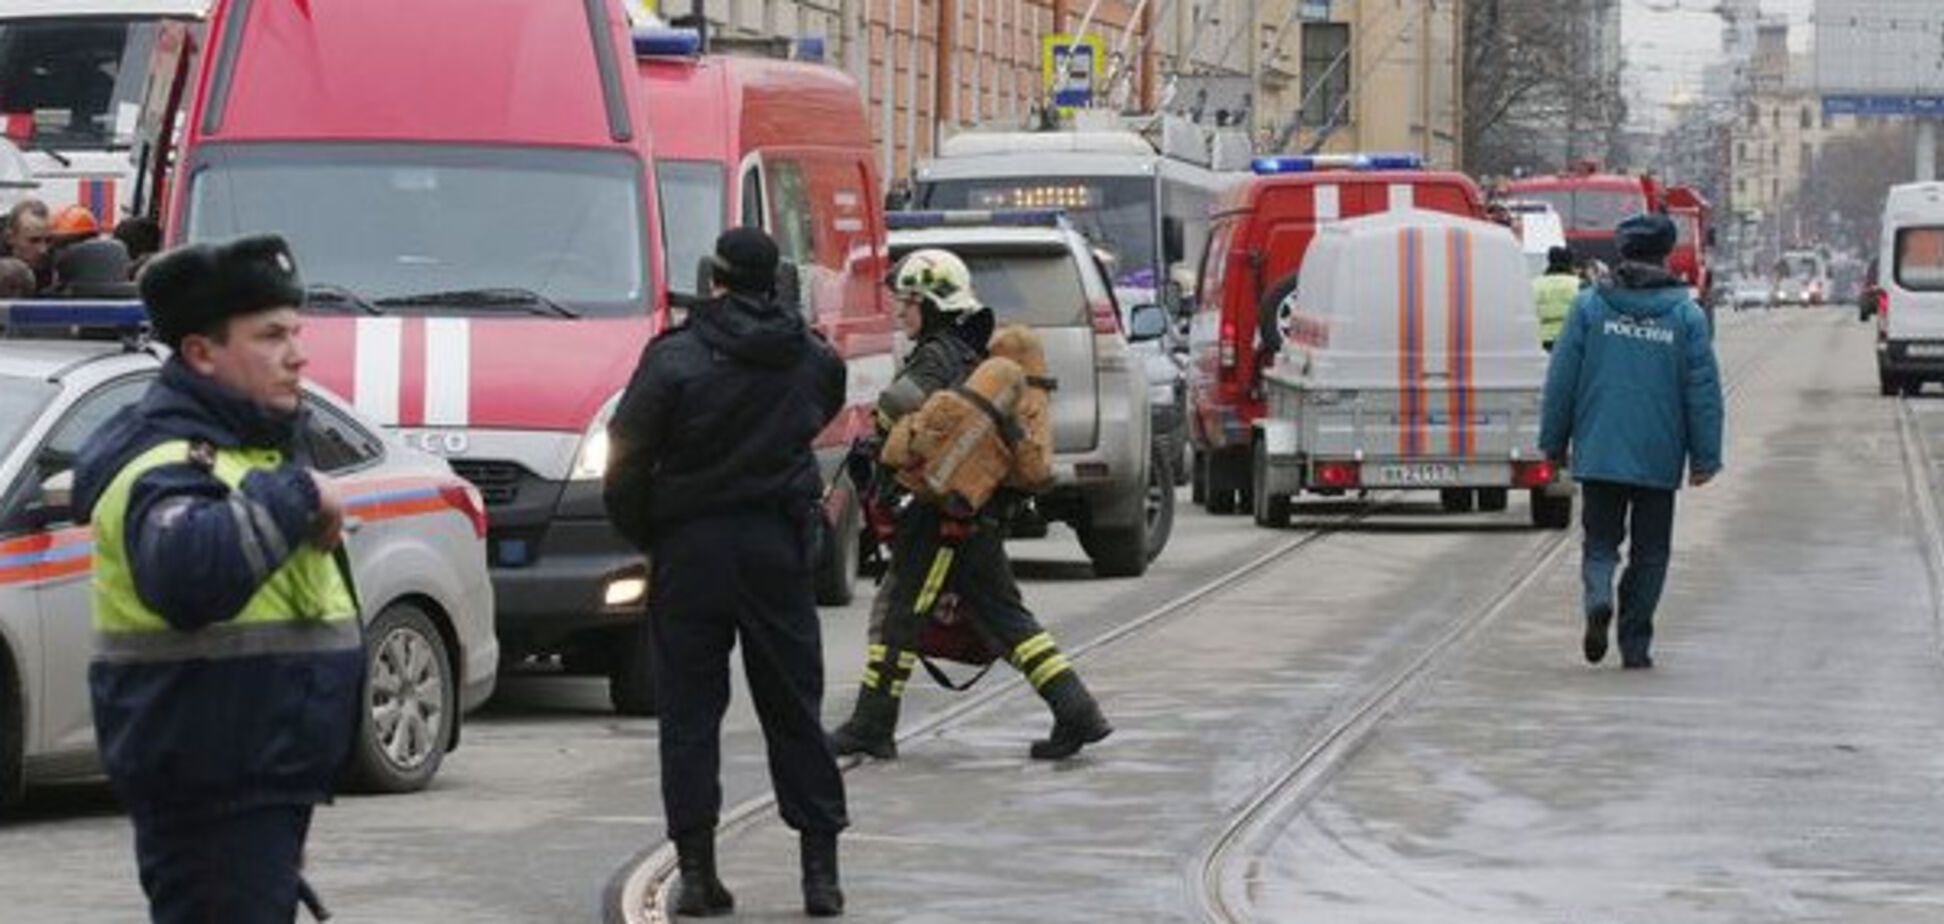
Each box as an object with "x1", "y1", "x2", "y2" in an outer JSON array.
[
  {"x1": 801, "y1": 832, "x2": 844, "y2": 917},
  {"x1": 1622, "y1": 653, "x2": 1654, "y2": 670},
  {"x1": 1583, "y1": 604, "x2": 1613, "y2": 664},
  {"x1": 673, "y1": 831, "x2": 734, "y2": 917},
  {"x1": 827, "y1": 686, "x2": 900, "y2": 760},
  {"x1": 1030, "y1": 673, "x2": 1113, "y2": 761}
]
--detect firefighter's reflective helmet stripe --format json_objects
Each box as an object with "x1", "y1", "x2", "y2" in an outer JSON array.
[
  {"x1": 1009, "y1": 631, "x2": 1072, "y2": 690},
  {"x1": 891, "y1": 249, "x2": 981, "y2": 315},
  {"x1": 91, "y1": 440, "x2": 359, "y2": 657}
]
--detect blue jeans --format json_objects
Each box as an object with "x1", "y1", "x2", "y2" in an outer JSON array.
[{"x1": 1580, "y1": 480, "x2": 1676, "y2": 660}]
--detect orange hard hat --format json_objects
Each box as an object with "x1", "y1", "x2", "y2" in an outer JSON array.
[{"x1": 50, "y1": 203, "x2": 99, "y2": 238}]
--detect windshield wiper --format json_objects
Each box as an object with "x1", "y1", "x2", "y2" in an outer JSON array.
[
  {"x1": 376, "y1": 287, "x2": 579, "y2": 319},
  {"x1": 305, "y1": 283, "x2": 384, "y2": 316}
]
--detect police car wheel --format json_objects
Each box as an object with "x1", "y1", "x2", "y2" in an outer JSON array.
[
  {"x1": 1144, "y1": 445, "x2": 1176, "y2": 562},
  {"x1": 350, "y1": 603, "x2": 453, "y2": 794}
]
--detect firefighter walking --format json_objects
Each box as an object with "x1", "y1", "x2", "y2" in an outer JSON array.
[
  {"x1": 827, "y1": 249, "x2": 1113, "y2": 762},
  {"x1": 604, "y1": 228, "x2": 848, "y2": 917},
  {"x1": 73, "y1": 235, "x2": 359, "y2": 923}
]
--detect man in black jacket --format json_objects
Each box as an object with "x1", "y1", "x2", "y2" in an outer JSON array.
[{"x1": 604, "y1": 228, "x2": 849, "y2": 918}]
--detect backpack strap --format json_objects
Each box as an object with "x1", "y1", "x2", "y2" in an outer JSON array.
[
  {"x1": 919, "y1": 655, "x2": 994, "y2": 692},
  {"x1": 951, "y1": 385, "x2": 1025, "y2": 447},
  {"x1": 1025, "y1": 374, "x2": 1058, "y2": 391}
]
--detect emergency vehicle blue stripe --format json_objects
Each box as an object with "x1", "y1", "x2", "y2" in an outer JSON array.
[{"x1": 0, "y1": 541, "x2": 92, "y2": 569}]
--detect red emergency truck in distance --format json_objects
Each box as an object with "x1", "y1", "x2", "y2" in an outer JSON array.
[
  {"x1": 155, "y1": 0, "x2": 671, "y2": 714},
  {"x1": 1665, "y1": 185, "x2": 1713, "y2": 298},
  {"x1": 637, "y1": 40, "x2": 894, "y2": 606},
  {"x1": 1188, "y1": 154, "x2": 1485, "y2": 514},
  {"x1": 1505, "y1": 161, "x2": 1660, "y2": 269}
]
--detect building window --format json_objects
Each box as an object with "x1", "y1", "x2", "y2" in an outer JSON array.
[
  {"x1": 1801, "y1": 142, "x2": 1813, "y2": 171},
  {"x1": 1747, "y1": 103, "x2": 1759, "y2": 126},
  {"x1": 1772, "y1": 107, "x2": 1779, "y2": 129},
  {"x1": 1772, "y1": 178, "x2": 1780, "y2": 200},
  {"x1": 1737, "y1": 177, "x2": 1746, "y2": 197},
  {"x1": 1800, "y1": 106, "x2": 1812, "y2": 129},
  {"x1": 1300, "y1": 22, "x2": 1351, "y2": 127},
  {"x1": 1737, "y1": 141, "x2": 1747, "y2": 162}
]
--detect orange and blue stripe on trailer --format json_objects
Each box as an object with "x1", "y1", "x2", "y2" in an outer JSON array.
[
  {"x1": 0, "y1": 526, "x2": 93, "y2": 587},
  {"x1": 1445, "y1": 227, "x2": 1475, "y2": 457}
]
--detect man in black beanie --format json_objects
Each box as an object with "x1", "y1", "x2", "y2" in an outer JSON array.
[
  {"x1": 70, "y1": 234, "x2": 359, "y2": 923},
  {"x1": 604, "y1": 227, "x2": 850, "y2": 917}
]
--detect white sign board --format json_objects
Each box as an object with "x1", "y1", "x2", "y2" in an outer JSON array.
[{"x1": 1816, "y1": 0, "x2": 1944, "y2": 95}]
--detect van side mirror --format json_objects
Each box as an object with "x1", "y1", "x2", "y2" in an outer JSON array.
[
  {"x1": 1127, "y1": 303, "x2": 1169, "y2": 343},
  {"x1": 1706, "y1": 227, "x2": 1718, "y2": 248},
  {"x1": 1162, "y1": 217, "x2": 1186, "y2": 267},
  {"x1": 776, "y1": 259, "x2": 806, "y2": 318}
]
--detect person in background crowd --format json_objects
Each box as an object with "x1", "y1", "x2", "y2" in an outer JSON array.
[
  {"x1": 115, "y1": 216, "x2": 165, "y2": 275},
  {"x1": 0, "y1": 256, "x2": 36, "y2": 298},
  {"x1": 2, "y1": 199, "x2": 52, "y2": 289},
  {"x1": 604, "y1": 227, "x2": 849, "y2": 918},
  {"x1": 1532, "y1": 246, "x2": 1582, "y2": 351},
  {"x1": 1540, "y1": 214, "x2": 1724, "y2": 671}
]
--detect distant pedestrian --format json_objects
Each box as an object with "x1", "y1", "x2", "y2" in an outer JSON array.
[
  {"x1": 72, "y1": 235, "x2": 360, "y2": 922},
  {"x1": 604, "y1": 227, "x2": 849, "y2": 917},
  {"x1": 1532, "y1": 246, "x2": 1581, "y2": 350},
  {"x1": 114, "y1": 216, "x2": 165, "y2": 275},
  {"x1": 2, "y1": 199, "x2": 51, "y2": 289},
  {"x1": 1539, "y1": 214, "x2": 1724, "y2": 669}
]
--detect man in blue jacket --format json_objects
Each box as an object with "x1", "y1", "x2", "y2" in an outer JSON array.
[
  {"x1": 75, "y1": 235, "x2": 359, "y2": 922},
  {"x1": 1540, "y1": 214, "x2": 1724, "y2": 669}
]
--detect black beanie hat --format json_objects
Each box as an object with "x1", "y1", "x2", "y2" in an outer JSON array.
[
  {"x1": 139, "y1": 234, "x2": 304, "y2": 347},
  {"x1": 708, "y1": 226, "x2": 780, "y2": 295},
  {"x1": 1615, "y1": 214, "x2": 1677, "y2": 263}
]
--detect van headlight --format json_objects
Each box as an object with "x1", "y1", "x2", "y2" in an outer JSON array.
[{"x1": 571, "y1": 391, "x2": 624, "y2": 481}]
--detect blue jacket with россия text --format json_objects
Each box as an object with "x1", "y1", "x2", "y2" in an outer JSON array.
[{"x1": 1538, "y1": 263, "x2": 1724, "y2": 491}]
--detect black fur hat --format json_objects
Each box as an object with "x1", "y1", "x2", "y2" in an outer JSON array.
[{"x1": 139, "y1": 234, "x2": 304, "y2": 347}]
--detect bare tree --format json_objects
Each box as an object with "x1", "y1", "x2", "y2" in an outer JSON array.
[{"x1": 1463, "y1": 0, "x2": 1619, "y2": 177}]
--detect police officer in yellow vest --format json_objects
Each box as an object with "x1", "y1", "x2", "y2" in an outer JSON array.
[
  {"x1": 73, "y1": 235, "x2": 360, "y2": 924},
  {"x1": 1533, "y1": 246, "x2": 1582, "y2": 351}
]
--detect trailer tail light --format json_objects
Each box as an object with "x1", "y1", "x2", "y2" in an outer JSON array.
[
  {"x1": 1091, "y1": 300, "x2": 1121, "y2": 335},
  {"x1": 1314, "y1": 460, "x2": 1360, "y2": 489},
  {"x1": 1219, "y1": 318, "x2": 1238, "y2": 370},
  {"x1": 442, "y1": 483, "x2": 489, "y2": 539},
  {"x1": 1512, "y1": 460, "x2": 1556, "y2": 489},
  {"x1": 1878, "y1": 289, "x2": 1890, "y2": 319}
]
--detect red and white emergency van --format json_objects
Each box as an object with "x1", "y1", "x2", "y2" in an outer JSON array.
[
  {"x1": 638, "y1": 41, "x2": 894, "y2": 606},
  {"x1": 1187, "y1": 154, "x2": 1485, "y2": 514},
  {"x1": 1505, "y1": 161, "x2": 1660, "y2": 269},
  {"x1": 146, "y1": 0, "x2": 671, "y2": 714}
]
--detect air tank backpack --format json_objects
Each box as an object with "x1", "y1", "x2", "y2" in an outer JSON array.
[{"x1": 879, "y1": 323, "x2": 1056, "y2": 517}]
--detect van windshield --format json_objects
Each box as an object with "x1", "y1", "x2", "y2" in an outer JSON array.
[
  {"x1": 657, "y1": 160, "x2": 726, "y2": 299},
  {"x1": 0, "y1": 20, "x2": 159, "y2": 150},
  {"x1": 1896, "y1": 228, "x2": 1944, "y2": 292},
  {"x1": 1516, "y1": 188, "x2": 1648, "y2": 234},
  {"x1": 918, "y1": 176, "x2": 1158, "y2": 285},
  {"x1": 184, "y1": 143, "x2": 649, "y2": 316}
]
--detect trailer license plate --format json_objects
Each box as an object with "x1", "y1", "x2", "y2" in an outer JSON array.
[{"x1": 1369, "y1": 463, "x2": 1460, "y2": 486}]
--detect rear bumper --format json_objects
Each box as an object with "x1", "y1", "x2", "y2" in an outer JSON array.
[{"x1": 1879, "y1": 340, "x2": 1944, "y2": 377}]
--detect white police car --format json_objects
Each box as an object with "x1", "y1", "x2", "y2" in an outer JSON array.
[{"x1": 0, "y1": 303, "x2": 497, "y2": 805}]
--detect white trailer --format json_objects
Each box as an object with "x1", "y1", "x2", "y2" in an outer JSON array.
[{"x1": 1251, "y1": 209, "x2": 1573, "y2": 529}]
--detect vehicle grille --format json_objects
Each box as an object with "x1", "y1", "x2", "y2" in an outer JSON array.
[{"x1": 449, "y1": 460, "x2": 527, "y2": 506}]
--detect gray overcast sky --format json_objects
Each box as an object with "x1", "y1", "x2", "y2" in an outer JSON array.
[{"x1": 1623, "y1": 0, "x2": 1816, "y2": 124}]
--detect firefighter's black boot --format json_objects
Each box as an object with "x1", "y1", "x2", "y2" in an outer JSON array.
[
  {"x1": 828, "y1": 654, "x2": 906, "y2": 759},
  {"x1": 801, "y1": 831, "x2": 845, "y2": 917},
  {"x1": 672, "y1": 830, "x2": 734, "y2": 917},
  {"x1": 1030, "y1": 671, "x2": 1113, "y2": 760}
]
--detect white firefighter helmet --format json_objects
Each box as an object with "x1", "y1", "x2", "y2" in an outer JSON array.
[{"x1": 891, "y1": 248, "x2": 981, "y2": 314}]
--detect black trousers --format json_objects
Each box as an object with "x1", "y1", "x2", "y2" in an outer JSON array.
[
  {"x1": 650, "y1": 509, "x2": 848, "y2": 839},
  {"x1": 1580, "y1": 480, "x2": 1677, "y2": 660},
  {"x1": 133, "y1": 803, "x2": 313, "y2": 924},
  {"x1": 862, "y1": 502, "x2": 1073, "y2": 697}
]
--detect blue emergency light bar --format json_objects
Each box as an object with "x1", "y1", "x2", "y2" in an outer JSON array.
[
  {"x1": 1251, "y1": 152, "x2": 1426, "y2": 175},
  {"x1": 886, "y1": 209, "x2": 1067, "y2": 230},
  {"x1": 633, "y1": 27, "x2": 703, "y2": 57},
  {"x1": 0, "y1": 301, "x2": 149, "y2": 339}
]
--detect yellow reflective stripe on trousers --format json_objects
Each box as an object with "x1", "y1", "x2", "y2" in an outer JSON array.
[
  {"x1": 95, "y1": 616, "x2": 360, "y2": 664},
  {"x1": 1027, "y1": 653, "x2": 1072, "y2": 689},
  {"x1": 896, "y1": 651, "x2": 917, "y2": 670},
  {"x1": 912, "y1": 547, "x2": 955, "y2": 615},
  {"x1": 866, "y1": 644, "x2": 886, "y2": 662},
  {"x1": 861, "y1": 667, "x2": 882, "y2": 689},
  {"x1": 1010, "y1": 632, "x2": 1056, "y2": 668},
  {"x1": 888, "y1": 679, "x2": 907, "y2": 698}
]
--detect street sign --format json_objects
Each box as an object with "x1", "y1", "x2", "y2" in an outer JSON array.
[
  {"x1": 1815, "y1": 0, "x2": 1944, "y2": 96},
  {"x1": 1042, "y1": 33, "x2": 1105, "y2": 113},
  {"x1": 1301, "y1": 0, "x2": 1333, "y2": 19},
  {"x1": 1823, "y1": 95, "x2": 1944, "y2": 119}
]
